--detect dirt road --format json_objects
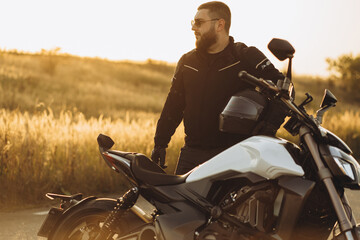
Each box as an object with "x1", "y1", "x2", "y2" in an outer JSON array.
[{"x1": 1, "y1": 190, "x2": 360, "y2": 240}]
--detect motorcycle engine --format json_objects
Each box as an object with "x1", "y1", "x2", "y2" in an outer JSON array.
[{"x1": 196, "y1": 184, "x2": 278, "y2": 240}]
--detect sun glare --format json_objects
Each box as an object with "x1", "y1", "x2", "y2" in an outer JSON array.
[{"x1": 0, "y1": 0, "x2": 359, "y2": 76}]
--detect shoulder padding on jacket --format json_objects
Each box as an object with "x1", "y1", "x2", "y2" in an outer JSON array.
[{"x1": 232, "y1": 42, "x2": 248, "y2": 60}]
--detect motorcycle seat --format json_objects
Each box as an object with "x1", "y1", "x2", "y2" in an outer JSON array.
[
  {"x1": 108, "y1": 150, "x2": 137, "y2": 161},
  {"x1": 131, "y1": 154, "x2": 188, "y2": 186}
]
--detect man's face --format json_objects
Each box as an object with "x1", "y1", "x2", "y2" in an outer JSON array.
[{"x1": 192, "y1": 9, "x2": 218, "y2": 52}]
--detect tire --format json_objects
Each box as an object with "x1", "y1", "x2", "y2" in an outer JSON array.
[
  {"x1": 49, "y1": 199, "x2": 150, "y2": 240},
  {"x1": 50, "y1": 209, "x2": 112, "y2": 240}
]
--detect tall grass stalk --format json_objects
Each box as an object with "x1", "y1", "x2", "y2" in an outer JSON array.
[{"x1": 0, "y1": 108, "x2": 183, "y2": 209}]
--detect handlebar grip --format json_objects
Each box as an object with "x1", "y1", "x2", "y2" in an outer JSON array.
[
  {"x1": 238, "y1": 71, "x2": 279, "y2": 93},
  {"x1": 238, "y1": 71, "x2": 261, "y2": 84}
]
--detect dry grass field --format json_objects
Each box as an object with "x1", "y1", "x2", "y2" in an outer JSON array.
[
  {"x1": 0, "y1": 109, "x2": 184, "y2": 208},
  {"x1": 0, "y1": 50, "x2": 359, "y2": 209}
]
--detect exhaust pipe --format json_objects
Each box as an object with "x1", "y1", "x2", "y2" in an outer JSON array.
[{"x1": 130, "y1": 195, "x2": 156, "y2": 223}]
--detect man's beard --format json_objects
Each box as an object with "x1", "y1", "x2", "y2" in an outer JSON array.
[{"x1": 196, "y1": 26, "x2": 217, "y2": 52}]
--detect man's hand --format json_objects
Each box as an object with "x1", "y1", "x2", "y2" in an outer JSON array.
[{"x1": 151, "y1": 147, "x2": 167, "y2": 169}]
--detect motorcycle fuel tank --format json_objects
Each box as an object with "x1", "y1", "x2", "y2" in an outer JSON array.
[{"x1": 186, "y1": 136, "x2": 304, "y2": 183}]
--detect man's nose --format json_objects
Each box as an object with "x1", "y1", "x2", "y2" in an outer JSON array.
[{"x1": 191, "y1": 24, "x2": 198, "y2": 31}]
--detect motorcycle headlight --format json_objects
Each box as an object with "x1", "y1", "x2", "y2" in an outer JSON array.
[
  {"x1": 320, "y1": 145, "x2": 360, "y2": 189},
  {"x1": 333, "y1": 156, "x2": 355, "y2": 181}
]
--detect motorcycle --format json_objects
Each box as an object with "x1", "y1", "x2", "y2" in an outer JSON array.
[{"x1": 38, "y1": 38, "x2": 360, "y2": 240}]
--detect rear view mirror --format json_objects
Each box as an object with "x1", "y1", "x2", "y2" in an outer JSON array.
[
  {"x1": 316, "y1": 89, "x2": 337, "y2": 124},
  {"x1": 320, "y1": 89, "x2": 337, "y2": 108},
  {"x1": 268, "y1": 38, "x2": 295, "y2": 61}
]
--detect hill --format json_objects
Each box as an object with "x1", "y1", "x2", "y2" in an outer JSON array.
[{"x1": 0, "y1": 50, "x2": 175, "y2": 119}]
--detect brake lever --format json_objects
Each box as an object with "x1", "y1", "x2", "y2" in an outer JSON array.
[{"x1": 299, "y1": 93, "x2": 313, "y2": 109}]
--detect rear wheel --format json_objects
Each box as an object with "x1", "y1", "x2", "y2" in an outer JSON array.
[
  {"x1": 50, "y1": 209, "x2": 114, "y2": 240},
  {"x1": 50, "y1": 207, "x2": 152, "y2": 240}
]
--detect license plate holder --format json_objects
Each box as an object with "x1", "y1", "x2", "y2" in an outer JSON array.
[{"x1": 37, "y1": 207, "x2": 63, "y2": 237}]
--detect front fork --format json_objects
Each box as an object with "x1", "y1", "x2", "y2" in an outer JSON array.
[{"x1": 300, "y1": 126, "x2": 359, "y2": 239}]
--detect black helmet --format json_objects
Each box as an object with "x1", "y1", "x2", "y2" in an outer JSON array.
[{"x1": 219, "y1": 89, "x2": 268, "y2": 135}]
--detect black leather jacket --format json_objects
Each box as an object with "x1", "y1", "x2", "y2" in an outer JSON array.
[{"x1": 154, "y1": 37, "x2": 284, "y2": 149}]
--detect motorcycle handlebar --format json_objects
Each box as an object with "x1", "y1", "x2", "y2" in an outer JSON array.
[
  {"x1": 239, "y1": 70, "x2": 308, "y2": 122},
  {"x1": 238, "y1": 71, "x2": 280, "y2": 94}
]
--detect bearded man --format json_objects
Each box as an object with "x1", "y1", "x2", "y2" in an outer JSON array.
[{"x1": 151, "y1": 1, "x2": 285, "y2": 174}]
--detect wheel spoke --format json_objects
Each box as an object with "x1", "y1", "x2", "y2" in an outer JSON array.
[{"x1": 65, "y1": 214, "x2": 109, "y2": 240}]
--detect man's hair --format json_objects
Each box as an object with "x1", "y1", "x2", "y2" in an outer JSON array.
[{"x1": 198, "y1": 1, "x2": 231, "y2": 34}]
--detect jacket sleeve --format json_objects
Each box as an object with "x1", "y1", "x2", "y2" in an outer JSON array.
[
  {"x1": 154, "y1": 55, "x2": 186, "y2": 148},
  {"x1": 243, "y1": 46, "x2": 284, "y2": 84}
]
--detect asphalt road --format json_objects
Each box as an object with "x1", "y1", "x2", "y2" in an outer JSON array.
[
  {"x1": 1, "y1": 190, "x2": 360, "y2": 240},
  {"x1": 0, "y1": 207, "x2": 48, "y2": 240}
]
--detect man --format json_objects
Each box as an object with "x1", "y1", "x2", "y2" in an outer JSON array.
[{"x1": 151, "y1": 1, "x2": 285, "y2": 174}]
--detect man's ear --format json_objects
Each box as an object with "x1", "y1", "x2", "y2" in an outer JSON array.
[{"x1": 216, "y1": 18, "x2": 226, "y2": 32}]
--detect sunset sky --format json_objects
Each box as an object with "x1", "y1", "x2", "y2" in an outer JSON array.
[{"x1": 1, "y1": 0, "x2": 359, "y2": 76}]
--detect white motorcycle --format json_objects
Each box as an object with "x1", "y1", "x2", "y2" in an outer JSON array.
[{"x1": 38, "y1": 38, "x2": 360, "y2": 240}]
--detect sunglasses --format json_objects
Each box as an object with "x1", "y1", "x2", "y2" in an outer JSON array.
[{"x1": 191, "y1": 18, "x2": 219, "y2": 27}]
